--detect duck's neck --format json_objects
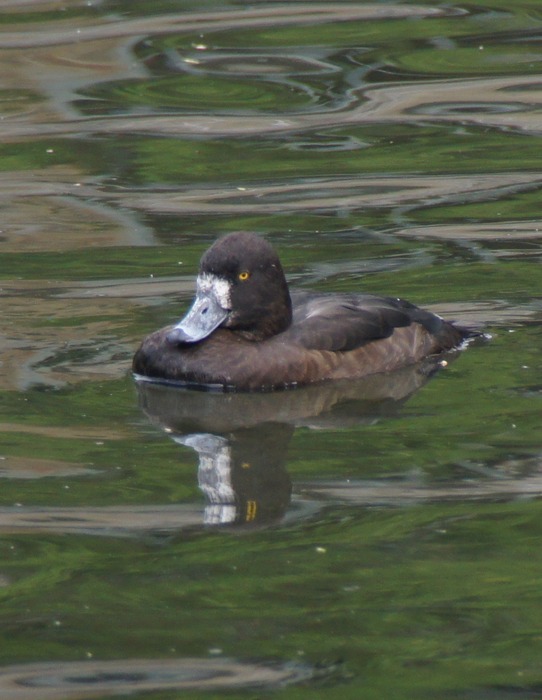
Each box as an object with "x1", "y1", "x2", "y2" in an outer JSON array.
[
  {"x1": 238, "y1": 285, "x2": 292, "y2": 342},
  {"x1": 267, "y1": 286, "x2": 293, "y2": 337}
]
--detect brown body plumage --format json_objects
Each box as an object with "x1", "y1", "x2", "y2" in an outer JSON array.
[{"x1": 133, "y1": 233, "x2": 469, "y2": 391}]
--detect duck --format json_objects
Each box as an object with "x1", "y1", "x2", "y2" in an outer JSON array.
[{"x1": 133, "y1": 231, "x2": 471, "y2": 391}]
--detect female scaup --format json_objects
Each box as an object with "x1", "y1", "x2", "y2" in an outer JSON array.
[{"x1": 133, "y1": 232, "x2": 471, "y2": 391}]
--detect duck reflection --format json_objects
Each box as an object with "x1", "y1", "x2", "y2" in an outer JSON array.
[
  {"x1": 173, "y1": 426, "x2": 293, "y2": 526},
  {"x1": 136, "y1": 357, "x2": 447, "y2": 527}
]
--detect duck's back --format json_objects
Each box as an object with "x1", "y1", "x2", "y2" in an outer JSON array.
[{"x1": 287, "y1": 290, "x2": 464, "y2": 352}]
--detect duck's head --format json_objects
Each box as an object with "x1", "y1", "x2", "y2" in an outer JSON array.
[{"x1": 167, "y1": 232, "x2": 292, "y2": 344}]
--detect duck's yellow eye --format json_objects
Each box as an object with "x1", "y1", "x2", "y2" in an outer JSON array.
[{"x1": 238, "y1": 271, "x2": 250, "y2": 281}]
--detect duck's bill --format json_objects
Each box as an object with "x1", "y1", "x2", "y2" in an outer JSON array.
[
  {"x1": 167, "y1": 292, "x2": 228, "y2": 343},
  {"x1": 166, "y1": 288, "x2": 229, "y2": 344}
]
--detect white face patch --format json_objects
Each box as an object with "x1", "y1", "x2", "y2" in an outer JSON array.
[{"x1": 197, "y1": 273, "x2": 232, "y2": 310}]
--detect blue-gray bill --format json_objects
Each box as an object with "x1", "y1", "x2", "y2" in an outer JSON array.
[{"x1": 166, "y1": 278, "x2": 230, "y2": 344}]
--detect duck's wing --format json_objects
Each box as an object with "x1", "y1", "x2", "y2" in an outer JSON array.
[{"x1": 287, "y1": 290, "x2": 450, "y2": 352}]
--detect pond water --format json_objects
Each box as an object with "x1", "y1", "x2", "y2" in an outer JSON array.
[{"x1": 1, "y1": 1, "x2": 542, "y2": 698}]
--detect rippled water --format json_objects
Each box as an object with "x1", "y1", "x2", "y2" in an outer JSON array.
[{"x1": 1, "y1": 1, "x2": 542, "y2": 698}]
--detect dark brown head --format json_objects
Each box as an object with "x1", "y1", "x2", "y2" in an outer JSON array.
[{"x1": 167, "y1": 232, "x2": 293, "y2": 344}]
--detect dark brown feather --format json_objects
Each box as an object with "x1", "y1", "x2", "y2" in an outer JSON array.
[{"x1": 133, "y1": 233, "x2": 471, "y2": 391}]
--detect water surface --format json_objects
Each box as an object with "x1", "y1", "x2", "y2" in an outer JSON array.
[{"x1": 1, "y1": 1, "x2": 542, "y2": 698}]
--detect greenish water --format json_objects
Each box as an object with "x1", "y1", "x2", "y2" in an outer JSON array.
[{"x1": 0, "y1": 1, "x2": 541, "y2": 698}]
